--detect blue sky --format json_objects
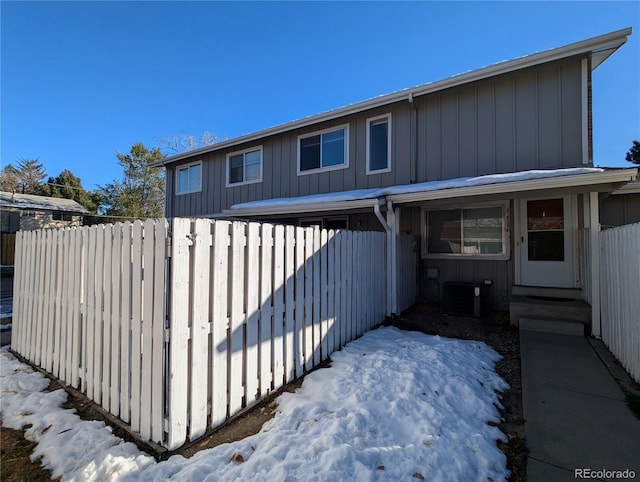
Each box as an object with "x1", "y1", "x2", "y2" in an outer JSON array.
[{"x1": 2, "y1": 1, "x2": 639, "y2": 191}]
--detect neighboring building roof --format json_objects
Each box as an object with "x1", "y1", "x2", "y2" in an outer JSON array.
[
  {"x1": 0, "y1": 192, "x2": 89, "y2": 214},
  {"x1": 224, "y1": 168, "x2": 639, "y2": 217},
  {"x1": 159, "y1": 27, "x2": 631, "y2": 167}
]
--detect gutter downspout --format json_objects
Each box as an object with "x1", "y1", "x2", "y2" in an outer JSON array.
[
  {"x1": 373, "y1": 199, "x2": 399, "y2": 316},
  {"x1": 408, "y1": 93, "x2": 418, "y2": 183},
  {"x1": 374, "y1": 200, "x2": 393, "y2": 317}
]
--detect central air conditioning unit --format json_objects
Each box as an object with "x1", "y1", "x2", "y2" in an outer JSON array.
[{"x1": 442, "y1": 281, "x2": 483, "y2": 317}]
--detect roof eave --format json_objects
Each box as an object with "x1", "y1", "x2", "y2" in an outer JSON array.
[
  {"x1": 159, "y1": 27, "x2": 631, "y2": 167},
  {"x1": 224, "y1": 168, "x2": 638, "y2": 217},
  {"x1": 223, "y1": 198, "x2": 380, "y2": 217},
  {"x1": 387, "y1": 168, "x2": 639, "y2": 204}
]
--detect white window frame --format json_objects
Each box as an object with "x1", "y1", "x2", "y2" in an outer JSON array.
[
  {"x1": 297, "y1": 124, "x2": 350, "y2": 176},
  {"x1": 175, "y1": 161, "x2": 203, "y2": 195},
  {"x1": 366, "y1": 113, "x2": 392, "y2": 175},
  {"x1": 421, "y1": 201, "x2": 510, "y2": 260},
  {"x1": 226, "y1": 146, "x2": 263, "y2": 187}
]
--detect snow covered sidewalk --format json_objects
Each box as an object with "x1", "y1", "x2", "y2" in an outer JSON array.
[{"x1": 0, "y1": 326, "x2": 510, "y2": 481}]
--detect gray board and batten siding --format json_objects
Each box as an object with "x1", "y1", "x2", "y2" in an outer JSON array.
[{"x1": 167, "y1": 56, "x2": 587, "y2": 218}]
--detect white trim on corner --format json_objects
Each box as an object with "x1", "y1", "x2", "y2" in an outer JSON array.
[
  {"x1": 421, "y1": 200, "x2": 511, "y2": 261},
  {"x1": 175, "y1": 160, "x2": 203, "y2": 195},
  {"x1": 581, "y1": 58, "x2": 589, "y2": 165},
  {"x1": 226, "y1": 145, "x2": 263, "y2": 187},
  {"x1": 366, "y1": 113, "x2": 392, "y2": 175},
  {"x1": 297, "y1": 124, "x2": 350, "y2": 176}
]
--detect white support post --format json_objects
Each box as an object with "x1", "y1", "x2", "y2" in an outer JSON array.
[
  {"x1": 394, "y1": 207, "x2": 401, "y2": 315},
  {"x1": 589, "y1": 191, "x2": 601, "y2": 337}
]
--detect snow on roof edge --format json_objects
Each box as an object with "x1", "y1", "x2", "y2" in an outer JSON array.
[{"x1": 229, "y1": 168, "x2": 605, "y2": 211}]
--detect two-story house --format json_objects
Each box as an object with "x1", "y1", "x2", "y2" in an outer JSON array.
[{"x1": 157, "y1": 28, "x2": 637, "y2": 334}]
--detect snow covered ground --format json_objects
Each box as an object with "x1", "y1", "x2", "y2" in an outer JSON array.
[{"x1": 0, "y1": 326, "x2": 510, "y2": 481}]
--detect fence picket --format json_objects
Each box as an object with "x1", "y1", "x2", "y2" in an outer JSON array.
[
  {"x1": 304, "y1": 227, "x2": 313, "y2": 372},
  {"x1": 260, "y1": 223, "x2": 274, "y2": 394},
  {"x1": 190, "y1": 219, "x2": 211, "y2": 440},
  {"x1": 167, "y1": 218, "x2": 191, "y2": 449},
  {"x1": 102, "y1": 225, "x2": 113, "y2": 412},
  {"x1": 320, "y1": 229, "x2": 328, "y2": 360},
  {"x1": 59, "y1": 228, "x2": 70, "y2": 383},
  {"x1": 119, "y1": 223, "x2": 132, "y2": 422},
  {"x1": 330, "y1": 231, "x2": 340, "y2": 354},
  {"x1": 245, "y1": 222, "x2": 260, "y2": 404},
  {"x1": 53, "y1": 228, "x2": 68, "y2": 383},
  {"x1": 312, "y1": 227, "x2": 321, "y2": 367},
  {"x1": 284, "y1": 226, "x2": 296, "y2": 383},
  {"x1": 110, "y1": 225, "x2": 122, "y2": 417},
  {"x1": 294, "y1": 227, "x2": 305, "y2": 378},
  {"x1": 151, "y1": 220, "x2": 167, "y2": 444},
  {"x1": 43, "y1": 230, "x2": 54, "y2": 372},
  {"x1": 273, "y1": 225, "x2": 285, "y2": 387},
  {"x1": 229, "y1": 222, "x2": 246, "y2": 414},
  {"x1": 211, "y1": 220, "x2": 230, "y2": 428},
  {"x1": 130, "y1": 221, "x2": 143, "y2": 432}
]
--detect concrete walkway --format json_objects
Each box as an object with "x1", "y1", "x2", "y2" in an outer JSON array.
[{"x1": 520, "y1": 329, "x2": 640, "y2": 481}]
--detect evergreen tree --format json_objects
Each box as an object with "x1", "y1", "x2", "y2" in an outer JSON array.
[
  {"x1": 625, "y1": 140, "x2": 640, "y2": 165},
  {"x1": 39, "y1": 169, "x2": 100, "y2": 213},
  {"x1": 98, "y1": 143, "x2": 165, "y2": 219},
  {"x1": 15, "y1": 158, "x2": 47, "y2": 194},
  {"x1": 0, "y1": 164, "x2": 20, "y2": 192}
]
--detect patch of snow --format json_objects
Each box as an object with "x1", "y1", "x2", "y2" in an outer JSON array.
[{"x1": 0, "y1": 327, "x2": 510, "y2": 481}]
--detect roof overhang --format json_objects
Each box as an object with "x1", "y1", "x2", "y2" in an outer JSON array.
[
  {"x1": 158, "y1": 28, "x2": 631, "y2": 167},
  {"x1": 610, "y1": 179, "x2": 640, "y2": 195},
  {"x1": 386, "y1": 168, "x2": 639, "y2": 205},
  {"x1": 225, "y1": 197, "x2": 381, "y2": 218},
  {"x1": 224, "y1": 168, "x2": 638, "y2": 218}
]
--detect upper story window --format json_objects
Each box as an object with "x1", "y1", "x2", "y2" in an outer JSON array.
[
  {"x1": 298, "y1": 125, "x2": 349, "y2": 175},
  {"x1": 176, "y1": 161, "x2": 202, "y2": 195},
  {"x1": 227, "y1": 147, "x2": 262, "y2": 186},
  {"x1": 422, "y1": 202, "x2": 510, "y2": 260},
  {"x1": 366, "y1": 114, "x2": 391, "y2": 174}
]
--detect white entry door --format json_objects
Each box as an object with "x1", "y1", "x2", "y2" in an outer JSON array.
[{"x1": 520, "y1": 196, "x2": 575, "y2": 288}]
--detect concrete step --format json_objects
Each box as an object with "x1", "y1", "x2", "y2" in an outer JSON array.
[
  {"x1": 519, "y1": 317, "x2": 585, "y2": 336},
  {"x1": 511, "y1": 285, "x2": 583, "y2": 300},
  {"x1": 509, "y1": 295, "x2": 591, "y2": 327}
]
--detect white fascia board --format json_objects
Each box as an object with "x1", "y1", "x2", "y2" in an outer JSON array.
[
  {"x1": 387, "y1": 169, "x2": 639, "y2": 204},
  {"x1": 223, "y1": 198, "x2": 379, "y2": 217},
  {"x1": 159, "y1": 28, "x2": 631, "y2": 167}
]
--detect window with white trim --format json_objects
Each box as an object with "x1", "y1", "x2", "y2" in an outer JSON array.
[
  {"x1": 422, "y1": 202, "x2": 510, "y2": 259},
  {"x1": 227, "y1": 147, "x2": 262, "y2": 186},
  {"x1": 176, "y1": 161, "x2": 202, "y2": 195},
  {"x1": 298, "y1": 125, "x2": 348, "y2": 174},
  {"x1": 367, "y1": 114, "x2": 391, "y2": 174}
]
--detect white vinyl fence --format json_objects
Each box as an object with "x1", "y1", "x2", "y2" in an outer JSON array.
[
  {"x1": 12, "y1": 218, "x2": 387, "y2": 450},
  {"x1": 600, "y1": 222, "x2": 640, "y2": 383}
]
